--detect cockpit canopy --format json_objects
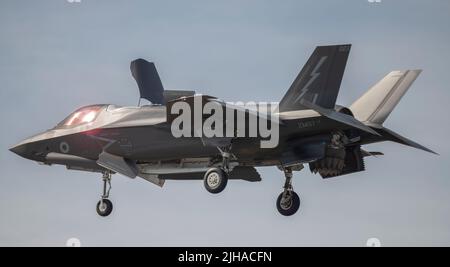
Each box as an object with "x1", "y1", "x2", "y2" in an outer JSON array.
[{"x1": 56, "y1": 105, "x2": 107, "y2": 128}]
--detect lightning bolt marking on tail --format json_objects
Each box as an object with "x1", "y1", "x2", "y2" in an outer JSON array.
[{"x1": 294, "y1": 56, "x2": 328, "y2": 104}]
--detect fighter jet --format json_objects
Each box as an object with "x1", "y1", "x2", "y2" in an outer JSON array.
[{"x1": 9, "y1": 44, "x2": 436, "y2": 217}]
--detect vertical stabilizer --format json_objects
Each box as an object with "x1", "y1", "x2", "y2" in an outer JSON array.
[
  {"x1": 350, "y1": 70, "x2": 422, "y2": 127},
  {"x1": 278, "y1": 44, "x2": 351, "y2": 112}
]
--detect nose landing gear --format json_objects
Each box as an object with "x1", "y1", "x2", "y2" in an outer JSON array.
[{"x1": 96, "y1": 171, "x2": 113, "y2": 217}]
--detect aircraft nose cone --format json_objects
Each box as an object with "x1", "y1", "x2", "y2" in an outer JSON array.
[{"x1": 9, "y1": 143, "x2": 27, "y2": 158}]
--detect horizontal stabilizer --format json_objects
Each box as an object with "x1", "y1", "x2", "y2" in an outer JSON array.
[{"x1": 380, "y1": 127, "x2": 437, "y2": 155}]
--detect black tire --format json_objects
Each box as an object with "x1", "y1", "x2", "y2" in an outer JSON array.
[
  {"x1": 276, "y1": 191, "x2": 300, "y2": 216},
  {"x1": 96, "y1": 199, "x2": 113, "y2": 217},
  {"x1": 203, "y1": 168, "x2": 228, "y2": 194}
]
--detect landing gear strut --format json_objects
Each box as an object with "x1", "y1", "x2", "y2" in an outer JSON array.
[
  {"x1": 96, "y1": 171, "x2": 113, "y2": 217},
  {"x1": 276, "y1": 167, "x2": 301, "y2": 216},
  {"x1": 203, "y1": 145, "x2": 231, "y2": 194}
]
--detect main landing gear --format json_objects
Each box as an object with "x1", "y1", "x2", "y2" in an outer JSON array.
[
  {"x1": 204, "y1": 167, "x2": 228, "y2": 194},
  {"x1": 96, "y1": 171, "x2": 113, "y2": 217},
  {"x1": 203, "y1": 146, "x2": 231, "y2": 194},
  {"x1": 276, "y1": 167, "x2": 301, "y2": 216},
  {"x1": 202, "y1": 144, "x2": 302, "y2": 216}
]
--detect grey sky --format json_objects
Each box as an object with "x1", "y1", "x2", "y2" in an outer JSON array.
[{"x1": 1, "y1": 0, "x2": 450, "y2": 246}]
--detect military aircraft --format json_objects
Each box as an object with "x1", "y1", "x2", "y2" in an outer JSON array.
[{"x1": 9, "y1": 44, "x2": 436, "y2": 217}]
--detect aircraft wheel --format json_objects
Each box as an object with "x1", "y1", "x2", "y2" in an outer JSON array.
[
  {"x1": 204, "y1": 168, "x2": 228, "y2": 194},
  {"x1": 276, "y1": 191, "x2": 300, "y2": 216},
  {"x1": 96, "y1": 199, "x2": 113, "y2": 217}
]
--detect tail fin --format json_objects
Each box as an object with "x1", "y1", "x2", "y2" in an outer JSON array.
[
  {"x1": 350, "y1": 70, "x2": 422, "y2": 127},
  {"x1": 278, "y1": 44, "x2": 351, "y2": 112},
  {"x1": 351, "y1": 70, "x2": 437, "y2": 155}
]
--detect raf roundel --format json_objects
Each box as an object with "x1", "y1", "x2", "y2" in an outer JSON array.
[{"x1": 59, "y1": 142, "x2": 70, "y2": 154}]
